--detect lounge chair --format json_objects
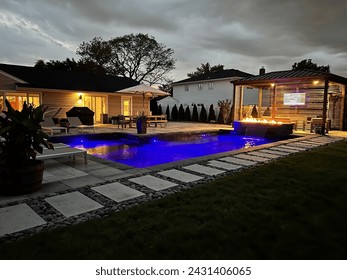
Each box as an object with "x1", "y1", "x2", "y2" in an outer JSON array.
[
  {"x1": 41, "y1": 117, "x2": 67, "y2": 135},
  {"x1": 67, "y1": 117, "x2": 96, "y2": 133},
  {"x1": 37, "y1": 146, "x2": 88, "y2": 164}
]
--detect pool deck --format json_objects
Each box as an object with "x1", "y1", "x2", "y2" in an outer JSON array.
[{"x1": 1, "y1": 122, "x2": 346, "y2": 240}]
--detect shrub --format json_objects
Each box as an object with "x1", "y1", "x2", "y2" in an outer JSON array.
[
  {"x1": 150, "y1": 98, "x2": 158, "y2": 115},
  {"x1": 165, "y1": 105, "x2": 170, "y2": 120},
  {"x1": 251, "y1": 105, "x2": 258, "y2": 118},
  {"x1": 184, "y1": 106, "x2": 191, "y2": 121},
  {"x1": 192, "y1": 104, "x2": 199, "y2": 121},
  {"x1": 158, "y1": 104, "x2": 163, "y2": 115},
  {"x1": 199, "y1": 104, "x2": 207, "y2": 122},
  {"x1": 217, "y1": 99, "x2": 231, "y2": 124},
  {"x1": 171, "y1": 104, "x2": 178, "y2": 121},
  {"x1": 208, "y1": 104, "x2": 216, "y2": 122},
  {"x1": 178, "y1": 104, "x2": 185, "y2": 121}
]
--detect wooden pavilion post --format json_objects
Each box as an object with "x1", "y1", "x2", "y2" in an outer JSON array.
[
  {"x1": 232, "y1": 83, "x2": 236, "y2": 122},
  {"x1": 271, "y1": 83, "x2": 277, "y2": 119},
  {"x1": 321, "y1": 79, "x2": 329, "y2": 135}
]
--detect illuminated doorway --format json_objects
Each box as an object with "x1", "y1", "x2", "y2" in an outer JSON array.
[
  {"x1": 84, "y1": 95, "x2": 106, "y2": 123},
  {"x1": 121, "y1": 97, "x2": 132, "y2": 116}
]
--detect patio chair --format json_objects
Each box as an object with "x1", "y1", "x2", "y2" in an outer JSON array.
[
  {"x1": 116, "y1": 115, "x2": 130, "y2": 129},
  {"x1": 41, "y1": 117, "x2": 67, "y2": 135},
  {"x1": 67, "y1": 117, "x2": 96, "y2": 133}
]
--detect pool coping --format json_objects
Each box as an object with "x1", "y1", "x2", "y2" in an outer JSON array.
[
  {"x1": 51, "y1": 130, "x2": 305, "y2": 172},
  {"x1": 78, "y1": 132, "x2": 308, "y2": 172}
]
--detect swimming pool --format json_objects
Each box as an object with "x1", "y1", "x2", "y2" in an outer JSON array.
[{"x1": 57, "y1": 132, "x2": 276, "y2": 168}]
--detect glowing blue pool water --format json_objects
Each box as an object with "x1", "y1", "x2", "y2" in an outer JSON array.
[{"x1": 62, "y1": 133, "x2": 275, "y2": 168}]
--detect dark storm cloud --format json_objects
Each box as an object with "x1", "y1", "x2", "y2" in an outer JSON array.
[{"x1": 1, "y1": 0, "x2": 346, "y2": 80}]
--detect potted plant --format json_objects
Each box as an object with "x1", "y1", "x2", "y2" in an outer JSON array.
[
  {"x1": 0, "y1": 99, "x2": 53, "y2": 196},
  {"x1": 136, "y1": 113, "x2": 147, "y2": 134}
]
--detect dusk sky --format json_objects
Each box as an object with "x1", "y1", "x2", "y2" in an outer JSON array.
[{"x1": 1, "y1": 0, "x2": 347, "y2": 82}]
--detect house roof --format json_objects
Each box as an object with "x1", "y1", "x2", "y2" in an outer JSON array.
[
  {"x1": 173, "y1": 69, "x2": 254, "y2": 84},
  {"x1": 233, "y1": 69, "x2": 347, "y2": 86},
  {"x1": 0, "y1": 63, "x2": 139, "y2": 92}
]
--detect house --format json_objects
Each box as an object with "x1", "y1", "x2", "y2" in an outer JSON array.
[
  {"x1": 232, "y1": 68, "x2": 347, "y2": 132},
  {"x1": 0, "y1": 63, "x2": 157, "y2": 123},
  {"x1": 158, "y1": 69, "x2": 258, "y2": 112}
]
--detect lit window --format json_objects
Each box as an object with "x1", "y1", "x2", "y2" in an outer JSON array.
[
  {"x1": 198, "y1": 83, "x2": 203, "y2": 91},
  {"x1": 208, "y1": 82, "x2": 214, "y2": 90},
  {"x1": 185, "y1": 85, "x2": 189, "y2": 92}
]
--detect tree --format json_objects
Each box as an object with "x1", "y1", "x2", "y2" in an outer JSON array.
[
  {"x1": 187, "y1": 62, "x2": 224, "y2": 78},
  {"x1": 165, "y1": 105, "x2": 170, "y2": 120},
  {"x1": 184, "y1": 106, "x2": 191, "y2": 121},
  {"x1": 158, "y1": 104, "x2": 163, "y2": 115},
  {"x1": 158, "y1": 80, "x2": 173, "y2": 96},
  {"x1": 251, "y1": 105, "x2": 258, "y2": 118},
  {"x1": 292, "y1": 59, "x2": 330, "y2": 73},
  {"x1": 178, "y1": 104, "x2": 185, "y2": 121},
  {"x1": 199, "y1": 105, "x2": 208, "y2": 122},
  {"x1": 35, "y1": 58, "x2": 107, "y2": 75},
  {"x1": 171, "y1": 105, "x2": 178, "y2": 121},
  {"x1": 208, "y1": 104, "x2": 216, "y2": 122},
  {"x1": 77, "y1": 33, "x2": 175, "y2": 84},
  {"x1": 150, "y1": 98, "x2": 158, "y2": 115},
  {"x1": 192, "y1": 104, "x2": 199, "y2": 121}
]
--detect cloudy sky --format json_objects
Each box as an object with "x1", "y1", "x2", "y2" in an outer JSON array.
[{"x1": 1, "y1": 0, "x2": 347, "y2": 81}]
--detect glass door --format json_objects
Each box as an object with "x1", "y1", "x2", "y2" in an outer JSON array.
[
  {"x1": 122, "y1": 97, "x2": 132, "y2": 116},
  {"x1": 84, "y1": 95, "x2": 106, "y2": 123}
]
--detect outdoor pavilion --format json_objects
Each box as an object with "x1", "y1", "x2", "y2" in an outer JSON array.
[{"x1": 232, "y1": 69, "x2": 347, "y2": 134}]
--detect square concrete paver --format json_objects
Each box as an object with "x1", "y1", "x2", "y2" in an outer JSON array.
[
  {"x1": 248, "y1": 151, "x2": 281, "y2": 159},
  {"x1": 43, "y1": 160, "x2": 88, "y2": 183},
  {"x1": 129, "y1": 175, "x2": 178, "y2": 191},
  {"x1": 183, "y1": 164, "x2": 225, "y2": 176},
  {"x1": 260, "y1": 149, "x2": 290, "y2": 156},
  {"x1": 270, "y1": 146, "x2": 300, "y2": 153},
  {"x1": 45, "y1": 191, "x2": 103, "y2": 218},
  {"x1": 0, "y1": 203, "x2": 46, "y2": 237},
  {"x1": 207, "y1": 160, "x2": 243, "y2": 170},
  {"x1": 159, "y1": 169, "x2": 204, "y2": 183},
  {"x1": 234, "y1": 153, "x2": 270, "y2": 162},
  {"x1": 219, "y1": 156, "x2": 258, "y2": 166},
  {"x1": 283, "y1": 144, "x2": 308, "y2": 151},
  {"x1": 92, "y1": 182, "x2": 145, "y2": 203}
]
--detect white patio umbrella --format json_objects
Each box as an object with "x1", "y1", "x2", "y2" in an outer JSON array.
[{"x1": 117, "y1": 84, "x2": 169, "y2": 114}]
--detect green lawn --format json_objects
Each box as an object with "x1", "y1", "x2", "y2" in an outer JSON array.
[{"x1": 1, "y1": 140, "x2": 347, "y2": 260}]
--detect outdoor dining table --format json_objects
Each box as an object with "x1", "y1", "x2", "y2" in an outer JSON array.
[{"x1": 146, "y1": 115, "x2": 168, "y2": 127}]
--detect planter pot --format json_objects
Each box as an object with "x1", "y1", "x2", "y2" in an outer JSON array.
[
  {"x1": 136, "y1": 118, "x2": 147, "y2": 134},
  {"x1": 0, "y1": 160, "x2": 44, "y2": 196}
]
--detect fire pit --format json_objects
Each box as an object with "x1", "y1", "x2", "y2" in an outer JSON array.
[{"x1": 233, "y1": 118, "x2": 294, "y2": 138}]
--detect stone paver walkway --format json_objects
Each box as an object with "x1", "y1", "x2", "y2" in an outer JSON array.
[{"x1": 0, "y1": 134, "x2": 344, "y2": 239}]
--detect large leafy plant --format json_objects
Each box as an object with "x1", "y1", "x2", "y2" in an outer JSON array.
[{"x1": 0, "y1": 99, "x2": 53, "y2": 167}]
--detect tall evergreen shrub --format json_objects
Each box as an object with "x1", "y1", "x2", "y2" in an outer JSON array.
[
  {"x1": 171, "y1": 104, "x2": 178, "y2": 121},
  {"x1": 184, "y1": 106, "x2": 191, "y2": 121},
  {"x1": 192, "y1": 104, "x2": 199, "y2": 121},
  {"x1": 178, "y1": 104, "x2": 185, "y2": 121},
  {"x1": 166, "y1": 105, "x2": 170, "y2": 120},
  {"x1": 199, "y1": 104, "x2": 207, "y2": 122},
  {"x1": 208, "y1": 104, "x2": 216, "y2": 122},
  {"x1": 158, "y1": 104, "x2": 163, "y2": 115}
]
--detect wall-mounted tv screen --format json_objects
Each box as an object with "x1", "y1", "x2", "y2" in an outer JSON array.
[{"x1": 283, "y1": 92, "x2": 305, "y2": 106}]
